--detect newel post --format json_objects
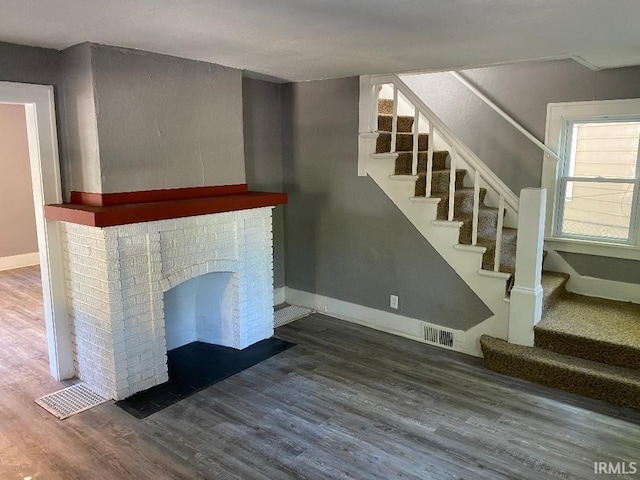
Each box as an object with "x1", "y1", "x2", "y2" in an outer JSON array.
[{"x1": 508, "y1": 188, "x2": 546, "y2": 346}]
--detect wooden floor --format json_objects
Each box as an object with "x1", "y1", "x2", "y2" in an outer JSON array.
[{"x1": 2, "y1": 267, "x2": 640, "y2": 479}]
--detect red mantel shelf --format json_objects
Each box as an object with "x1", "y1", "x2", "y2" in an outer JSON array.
[{"x1": 44, "y1": 184, "x2": 288, "y2": 227}]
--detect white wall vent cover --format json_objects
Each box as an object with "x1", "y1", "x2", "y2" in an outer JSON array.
[
  {"x1": 423, "y1": 324, "x2": 463, "y2": 350},
  {"x1": 35, "y1": 383, "x2": 108, "y2": 420},
  {"x1": 274, "y1": 305, "x2": 313, "y2": 327}
]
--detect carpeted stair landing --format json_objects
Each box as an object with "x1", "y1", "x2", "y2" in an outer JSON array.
[{"x1": 482, "y1": 272, "x2": 640, "y2": 409}]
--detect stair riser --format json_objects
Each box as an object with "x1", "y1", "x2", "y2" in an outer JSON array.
[
  {"x1": 394, "y1": 151, "x2": 448, "y2": 175},
  {"x1": 542, "y1": 276, "x2": 569, "y2": 313},
  {"x1": 376, "y1": 133, "x2": 428, "y2": 153},
  {"x1": 378, "y1": 115, "x2": 414, "y2": 133},
  {"x1": 534, "y1": 332, "x2": 640, "y2": 370},
  {"x1": 415, "y1": 171, "x2": 465, "y2": 197},
  {"x1": 378, "y1": 98, "x2": 393, "y2": 115},
  {"x1": 429, "y1": 188, "x2": 484, "y2": 215},
  {"x1": 477, "y1": 234, "x2": 517, "y2": 273},
  {"x1": 457, "y1": 212, "x2": 501, "y2": 244},
  {"x1": 481, "y1": 340, "x2": 640, "y2": 410}
]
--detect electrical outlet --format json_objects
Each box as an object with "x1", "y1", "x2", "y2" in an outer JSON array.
[{"x1": 390, "y1": 295, "x2": 399, "y2": 309}]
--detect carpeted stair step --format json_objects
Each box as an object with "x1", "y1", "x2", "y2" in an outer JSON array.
[
  {"x1": 378, "y1": 98, "x2": 394, "y2": 115},
  {"x1": 429, "y1": 188, "x2": 487, "y2": 218},
  {"x1": 378, "y1": 114, "x2": 414, "y2": 133},
  {"x1": 475, "y1": 228, "x2": 518, "y2": 274},
  {"x1": 535, "y1": 293, "x2": 640, "y2": 370},
  {"x1": 451, "y1": 208, "x2": 502, "y2": 243},
  {"x1": 480, "y1": 335, "x2": 640, "y2": 410},
  {"x1": 415, "y1": 169, "x2": 466, "y2": 197},
  {"x1": 427, "y1": 185, "x2": 517, "y2": 274},
  {"x1": 376, "y1": 132, "x2": 429, "y2": 153},
  {"x1": 541, "y1": 271, "x2": 570, "y2": 313},
  {"x1": 394, "y1": 151, "x2": 448, "y2": 175}
]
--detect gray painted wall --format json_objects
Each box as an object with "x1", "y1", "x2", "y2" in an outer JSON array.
[
  {"x1": 403, "y1": 59, "x2": 640, "y2": 283},
  {"x1": 0, "y1": 104, "x2": 38, "y2": 257},
  {"x1": 0, "y1": 41, "x2": 70, "y2": 198},
  {"x1": 61, "y1": 44, "x2": 101, "y2": 194},
  {"x1": 91, "y1": 45, "x2": 245, "y2": 193},
  {"x1": 0, "y1": 41, "x2": 61, "y2": 87},
  {"x1": 281, "y1": 77, "x2": 491, "y2": 330},
  {"x1": 559, "y1": 252, "x2": 640, "y2": 285},
  {"x1": 403, "y1": 59, "x2": 640, "y2": 195},
  {"x1": 242, "y1": 78, "x2": 285, "y2": 289}
]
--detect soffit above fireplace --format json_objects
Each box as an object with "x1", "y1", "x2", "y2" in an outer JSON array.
[{"x1": 44, "y1": 184, "x2": 287, "y2": 227}]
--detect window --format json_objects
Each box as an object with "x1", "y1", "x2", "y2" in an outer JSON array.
[
  {"x1": 555, "y1": 119, "x2": 640, "y2": 243},
  {"x1": 543, "y1": 99, "x2": 640, "y2": 248}
]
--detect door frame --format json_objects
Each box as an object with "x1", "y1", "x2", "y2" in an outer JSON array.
[{"x1": 0, "y1": 81, "x2": 74, "y2": 380}]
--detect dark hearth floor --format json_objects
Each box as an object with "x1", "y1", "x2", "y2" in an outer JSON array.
[{"x1": 116, "y1": 338, "x2": 294, "y2": 418}]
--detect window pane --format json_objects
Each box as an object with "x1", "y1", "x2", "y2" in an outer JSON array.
[
  {"x1": 571, "y1": 122, "x2": 640, "y2": 179},
  {"x1": 561, "y1": 180, "x2": 635, "y2": 240}
]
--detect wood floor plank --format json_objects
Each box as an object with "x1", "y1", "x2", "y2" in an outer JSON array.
[{"x1": 1, "y1": 267, "x2": 640, "y2": 479}]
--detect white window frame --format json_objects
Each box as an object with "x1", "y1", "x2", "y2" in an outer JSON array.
[
  {"x1": 543, "y1": 99, "x2": 640, "y2": 260},
  {"x1": 554, "y1": 118, "x2": 640, "y2": 244}
]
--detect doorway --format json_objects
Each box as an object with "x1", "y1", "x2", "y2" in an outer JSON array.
[
  {"x1": 0, "y1": 104, "x2": 40, "y2": 270},
  {"x1": 0, "y1": 81, "x2": 73, "y2": 380}
]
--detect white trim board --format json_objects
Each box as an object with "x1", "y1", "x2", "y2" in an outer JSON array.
[
  {"x1": 284, "y1": 287, "x2": 481, "y2": 356},
  {"x1": 273, "y1": 287, "x2": 285, "y2": 306},
  {"x1": 0, "y1": 81, "x2": 73, "y2": 380},
  {"x1": 544, "y1": 250, "x2": 640, "y2": 304},
  {"x1": 0, "y1": 252, "x2": 40, "y2": 271},
  {"x1": 543, "y1": 98, "x2": 640, "y2": 248}
]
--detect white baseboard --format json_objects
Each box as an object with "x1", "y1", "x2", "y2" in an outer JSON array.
[
  {"x1": 545, "y1": 251, "x2": 640, "y2": 304},
  {"x1": 273, "y1": 287, "x2": 285, "y2": 306},
  {"x1": 284, "y1": 287, "x2": 480, "y2": 356},
  {"x1": 0, "y1": 252, "x2": 40, "y2": 271},
  {"x1": 566, "y1": 274, "x2": 640, "y2": 303}
]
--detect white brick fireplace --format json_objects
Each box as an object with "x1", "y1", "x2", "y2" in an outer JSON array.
[{"x1": 61, "y1": 207, "x2": 275, "y2": 400}]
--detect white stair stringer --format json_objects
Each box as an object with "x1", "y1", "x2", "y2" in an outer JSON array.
[{"x1": 366, "y1": 152, "x2": 510, "y2": 356}]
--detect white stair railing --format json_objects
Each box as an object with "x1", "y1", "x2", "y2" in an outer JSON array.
[
  {"x1": 372, "y1": 75, "x2": 518, "y2": 272},
  {"x1": 450, "y1": 72, "x2": 561, "y2": 164}
]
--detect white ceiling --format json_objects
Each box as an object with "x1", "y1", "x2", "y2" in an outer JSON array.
[{"x1": 2, "y1": 0, "x2": 640, "y2": 82}]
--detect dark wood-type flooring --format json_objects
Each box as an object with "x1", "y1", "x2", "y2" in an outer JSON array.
[{"x1": 2, "y1": 266, "x2": 640, "y2": 479}]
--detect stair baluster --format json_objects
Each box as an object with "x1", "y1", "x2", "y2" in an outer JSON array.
[
  {"x1": 472, "y1": 170, "x2": 480, "y2": 246},
  {"x1": 448, "y1": 149, "x2": 457, "y2": 221},
  {"x1": 426, "y1": 124, "x2": 434, "y2": 198},
  {"x1": 390, "y1": 86, "x2": 398, "y2": 153},
  {"x1": 493, "y1": 195, "x2": 505, "y2": 272},
  {"x1": 412, "y1": 106, "x2": 419, "y2": 176}
]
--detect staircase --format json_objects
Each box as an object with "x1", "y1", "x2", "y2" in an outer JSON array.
[
  {"x1": 481, "y1": 272, "x2": 640, "y2": 409},
  {"x1": 359, "y1": 75, "x2": 540, "y2": 356},
  {"x1": 360, "y1": 74, "x2": 639, "y2": 410},
  {"x1": 376, "y1": 98, "x2": 518, "y2": 276}
]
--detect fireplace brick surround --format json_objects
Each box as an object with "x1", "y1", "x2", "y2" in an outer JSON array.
[{"x1": 51, "y1": 186, "x2": 285, "y2": 401}]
